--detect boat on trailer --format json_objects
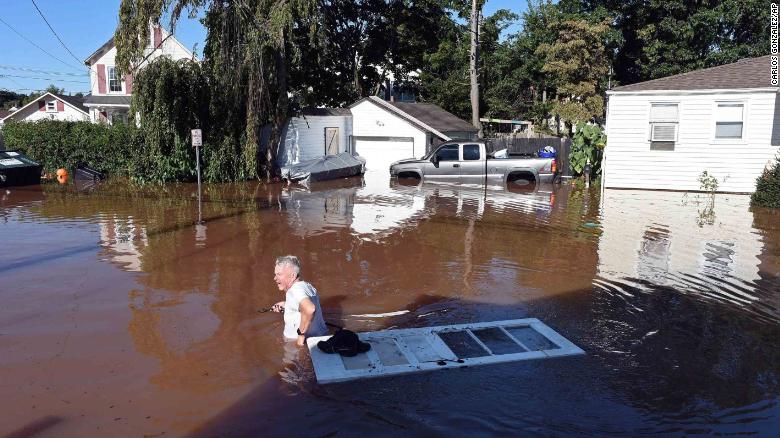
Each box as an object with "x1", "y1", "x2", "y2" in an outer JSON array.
[{"x1": 307, "y1": 318, "x2": 585, "y2": 384}]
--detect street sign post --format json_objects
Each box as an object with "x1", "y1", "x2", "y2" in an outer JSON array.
[{"x1": 192, "y1": 129, "x2": 203, "y2": 224}]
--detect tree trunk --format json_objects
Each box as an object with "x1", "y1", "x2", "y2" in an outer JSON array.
[
  {"x1": 266, "y1": 48, "x2": 289, "y2": 181},
  {"x1": 470, "y1": 0, "x2": 482, "y2": 138}
]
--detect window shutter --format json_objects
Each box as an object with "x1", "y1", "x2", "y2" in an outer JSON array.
[
  {"x1": 650, "y1": 104, "x2": 678, "y2": 122},
  {"x1": 56, "y1": 100, "x2": 64, "y2": 112},
  {"x1": 154, "y1": 26, "x2": 162, "y2": 48},
  {"x1": 38, "y1": 101, "x2": 45, "y2": 111},
  {"x1": 97, "y1": 64, "x2": 106, "y2": 94},
  {"x1": 125, "y1": 74, "x2": 133, "y2": 94}
]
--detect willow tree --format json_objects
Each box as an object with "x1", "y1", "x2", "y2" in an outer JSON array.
[{"x1": 115, "y1": 0, "x2": 316, "y2": 179}]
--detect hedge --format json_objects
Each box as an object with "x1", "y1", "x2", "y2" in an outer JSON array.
[
  {"x1": 2, "y1": 120, "x2": 137, "y2": 176},
  {"x1": 751, "y1": 156, "x2": 780, "y2": 208}
]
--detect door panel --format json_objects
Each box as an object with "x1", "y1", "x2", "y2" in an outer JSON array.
[
  {"x1": 325, "y1": 127, "x2": 340, "y2": 155},
  {"x1": 425, "y1": 144, "x2": 460, "y2": 182}
]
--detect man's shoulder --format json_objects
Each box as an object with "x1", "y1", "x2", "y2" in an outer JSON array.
[{"x1": 289, "y1": 280, "x2": 317, "y2": 297}]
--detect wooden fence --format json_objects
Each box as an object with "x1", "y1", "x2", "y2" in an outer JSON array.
[{"x1": 487, "y1": 135, "x2": 573, "y2": 176}]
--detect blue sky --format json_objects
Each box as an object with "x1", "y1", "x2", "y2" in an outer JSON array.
[{"x1": 0, "y1": 0, "x2": 528, "y2": 96}]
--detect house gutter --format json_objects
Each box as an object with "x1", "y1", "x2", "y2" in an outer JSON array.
[{"x1": 607, "y1": 87, "x2": 780, "y2": 96}]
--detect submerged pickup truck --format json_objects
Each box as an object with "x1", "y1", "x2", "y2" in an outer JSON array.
[{"x1": 389, "y1": 141, "x2": 558, "y2": 185}]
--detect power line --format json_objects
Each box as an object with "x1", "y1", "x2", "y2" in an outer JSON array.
[
  {"x1": 0, "y1": 64, "x2": 88, "y2": 77},
  {"x1": 0, "y1": 15, "x2": 84, "y2": 72},
  {"x1": 30, "y1": 0, "x2": 85, "y2": 68},
  {"x1": 0, "y1": 74, "x2": 27, "y2": 89},
  {"x1": 0, "y1": 73, "x2": 89, "y2": 84},
  {"x1": 0, "y1": 86, "x2": 89, "y2": 94}
]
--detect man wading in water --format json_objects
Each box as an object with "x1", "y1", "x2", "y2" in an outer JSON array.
[{"x1": 271, "y1": 255, "x2": 328, "y2": 347}]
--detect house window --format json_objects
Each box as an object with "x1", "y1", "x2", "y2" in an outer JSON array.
[
  {"x1": 46, "y1": 100, "x2": 56, "y2": 112},
  {"x1": 649, "y1": 103, "x2": 678, "y2": 151},
  {"x1": 107, "y1": 67, "x2": 122, "y2": 92},
  {"x1": 714, "y1": 103, "x2": 743, "y2": 139}
]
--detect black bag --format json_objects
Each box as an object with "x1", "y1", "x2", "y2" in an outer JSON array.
[{"x1": 317, "y1": 329, "x2": 371, "y2": 357}]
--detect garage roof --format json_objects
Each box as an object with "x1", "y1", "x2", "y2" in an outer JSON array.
[{"x1": 388, "y1": 101, "x2": 478, "y2": 133}]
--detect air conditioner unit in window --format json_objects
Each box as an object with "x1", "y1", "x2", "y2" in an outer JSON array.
[{"x1": 651, "y1": 123, "x2": 678, "y2": 142}]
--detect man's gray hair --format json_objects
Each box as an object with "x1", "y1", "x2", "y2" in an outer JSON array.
[{"x1": 275, "y1": 255, "x2": 301, "y2": 277}]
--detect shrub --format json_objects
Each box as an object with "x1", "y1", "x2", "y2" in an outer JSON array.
[
  {"x1": 570, "y1": 122, "x2": 605, "y2": 178},
  {"x1": 751, "y1": 156, "x2": 780, "y2": 208},
  {"x1": 2, "y1": 120, "x2": 134, "y2": 175}
]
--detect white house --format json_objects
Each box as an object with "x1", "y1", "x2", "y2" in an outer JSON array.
[
  {"x1": 603, "y1": 55, "x2": 780, "y2": 193},
  {"x1": 82, "y1": 25, "x2": 194, "y2": 124},
  {"x1": 349, "y1": 96, "x2": 478, "y2": 174},
  {"x1": 0, "y1": 92, "x2": 89, "y2": 124}
]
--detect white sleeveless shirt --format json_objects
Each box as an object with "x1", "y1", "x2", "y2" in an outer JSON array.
[{"x1": 283, "y1": 281, "x2": 328, "y2": 339}]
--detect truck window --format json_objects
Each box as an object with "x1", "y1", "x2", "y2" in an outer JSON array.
[
  {"x1": 435, "y1": 145, "x2": 459, "y2": 162},
  {"x1": 463, "y1": 144, "x2": 480, "y2": 160}
]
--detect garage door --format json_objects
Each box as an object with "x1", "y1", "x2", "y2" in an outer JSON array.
[{"x1": 354, "y1": 137, "x2": 415, "y2": 174}]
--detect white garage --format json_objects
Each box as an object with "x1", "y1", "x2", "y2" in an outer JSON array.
[
  {"x1": 353, "y1": 137, "x2": 415, "y2": 173},
  {"x1": 349, "y1": 96, "x2": 478, "y2": 174}
]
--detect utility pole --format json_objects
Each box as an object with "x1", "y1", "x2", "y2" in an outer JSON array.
[{"x1": 470, "y1": 0, "x2": 482, "y2": 138}]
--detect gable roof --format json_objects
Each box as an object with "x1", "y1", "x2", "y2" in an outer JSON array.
[
  {"x1": 611, "y1": 55, "x2": 778, "y2": 92},
  {"x1": 0, "y1": 109, "x2": 11, "y2": 120},
  {"x1": 388, "y1": 101, "x2": 478, "y2": 133},
  {"x1": 57, "y1": 94, "x2": 88, "y2": 113},
  {"x1": 2, "y1": 92, "x2": 89, "y2": 121}
]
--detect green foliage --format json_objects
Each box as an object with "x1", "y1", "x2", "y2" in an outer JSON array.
[
  {"x1": 570, "y1": 0, "x2": 769, "y2": 86},
  {"x1": 570, "y1": 122, "x2": 605, "y2": 177},
  {"x1": 2, "y1": 120, "x2": 136, "y2": 175},
  {"x1": 751, "y1": 157, "x2": 780, "y2": 208},
  {"x1": 536, "y1": 14, "x2": 611, "y2": 129},
  {"x1": 0, "y1": 90, "x2": 25, "y2": 109},
  {"x1": 131, "y1": 58, "x2": 208, "y2": 183},
  {"x1": 698, "y1": 170, "x2": 719, "y2": 193}
]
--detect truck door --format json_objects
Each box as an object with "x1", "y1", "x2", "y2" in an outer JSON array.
[
  {"x1": 458, "y1": 143, "x2": 484, "y2": 184},
  {"x1": 425, "y1": 144, "x2": 461, "y2": 182}
]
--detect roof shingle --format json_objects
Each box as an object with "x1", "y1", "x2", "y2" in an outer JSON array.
[
  {"x1": 611, "y1": 55, "x2": 777, "y2": 92},
  {"x1": 388, "y1": 101, "x2": 478, "y2": 133}
]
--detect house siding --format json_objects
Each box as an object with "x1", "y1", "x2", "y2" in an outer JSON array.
[
  {"x1": 8, "y1": 97, "x2": 88, "y2": 122},
  {"x1": 604, "y1": 91, "x2": 780, "y2": 193},
  {"x1": 350, "y1": 100, "x2": 428, "y2": 158},
  {"x1": 88, "y1": 28, "x2": 192, "y2": 98},
  {"x1": 277, "y1": 115, "x2": 353, "y2": 167}
]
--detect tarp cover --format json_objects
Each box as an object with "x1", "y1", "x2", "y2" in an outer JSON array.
[{"x1": 280, "y1": 153, "x2": 365, "y2": 183}]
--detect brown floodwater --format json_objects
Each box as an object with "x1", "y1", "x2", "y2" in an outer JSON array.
[{"x1": 2, "y1": 172, "x2": 780, "y2": 437}]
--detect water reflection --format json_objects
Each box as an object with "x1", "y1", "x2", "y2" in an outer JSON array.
[{"x1": 596, "y1": 190, "x2": 776, "y2": 322}]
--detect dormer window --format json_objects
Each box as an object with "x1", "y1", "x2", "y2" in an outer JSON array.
[
  {"x1": 46, "y1": 100, "x2": 56, "y2": 112},
  {"x1": 107, "y1": 66, "x2": 122, "y2": 92}
]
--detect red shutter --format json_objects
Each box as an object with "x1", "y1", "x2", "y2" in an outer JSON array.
[
  {"x1": 97, "y1": 64, "x2": 106, "y2": 94},
  {"x1": 56, "y1": 100, "x2": 64, "y2": 112},
  {"x1": 154, "y1": 27, "x2": 162, "y2": 48},
  {"x1": 38, "y1": 101, "x2": 45, "y2": 111},
  {"x1": 125, "y1": 74, "x2": 133, "y2": 94}
]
